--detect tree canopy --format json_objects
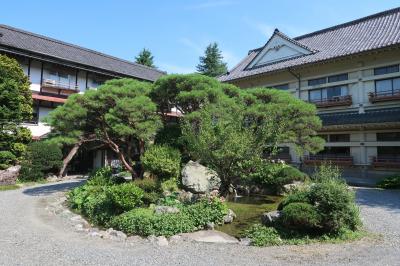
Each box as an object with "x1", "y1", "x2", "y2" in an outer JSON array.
[
  {"x1": 0, "y1": 54, "x2": 32, "y2": 169},
  {"x1": 46, "y1": 78, "x2": 162, "y2": 177},
  {"x1": 196, "y1": 42, "x2": 228, "y2": 77},
  {"x1": 135, "y1": 48, "x2": 155, "y2": 68}
]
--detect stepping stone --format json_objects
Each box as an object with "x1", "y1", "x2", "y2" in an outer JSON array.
[{"x1": 181, "y1": 230, "x2": 239, "y2": 244}]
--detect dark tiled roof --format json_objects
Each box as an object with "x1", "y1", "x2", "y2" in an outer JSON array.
[
  {"x1": 319, "y1": 108, "x2": 400, "y2": 126},
  {"x1": 220, "y1": 7, "x2": 400, "y2": 82},
  {"x1": 0, "y1": 24, "x2": 165, "y2": 81}
]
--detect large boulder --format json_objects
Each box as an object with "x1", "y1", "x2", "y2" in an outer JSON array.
[
  {"x1": 0, "y1": 165, "x2": 21, "y2": 185},
  {"x1": 261, "y1": 210, "x2": 281, "y2": 226},
  {"x1": 154, "y1": 205, "x2": 180, "y2": 215},
  {"x1": 223, "y1": 209, "x2": 237, "y2": 224},
  {"x1": 181, "y1": 161, "x2": 221, "y2": 194}
]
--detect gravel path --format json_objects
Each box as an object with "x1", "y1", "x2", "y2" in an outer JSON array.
[{"x1": 0, "y1": 181, "x2": 399, "y2": 266}]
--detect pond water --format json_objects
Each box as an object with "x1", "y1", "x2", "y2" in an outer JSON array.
[{"x1": 216, "y1": 195, "x2": 282, "y2": 238}]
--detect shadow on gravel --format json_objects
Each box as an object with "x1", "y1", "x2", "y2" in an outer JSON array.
[
  {"x1": 356, "y1": 187, "x2": 400, "y2": 213},
  {"x1": 23, "y1": 180, "x2": 85, "y2": 196}
]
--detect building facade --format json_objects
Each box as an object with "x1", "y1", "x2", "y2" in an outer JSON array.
[
  {"x1": 0, "y1": 24, "x2": 165, "y2": 172},
  {"x1": 219, "y1": 8, "x2": 400, "y2": 168}
]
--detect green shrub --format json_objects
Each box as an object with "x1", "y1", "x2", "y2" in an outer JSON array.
[
  {"x1": 308, "y1": 178, "x2": 361, "y2": 233},
  {"x1": 377, "y1": 176, "x2": 400, "y2": 189},
  {"x1": 81, "y1": 190, "x2": 115, "y2": 225},
  {"x1": 182, "y1": 197, "x2": 228, "y2": 228},
  {"x1": 141, "y1": 145, "x2": 181, "y2": 180},
  {"x1": 133, "y1": 177, "x2": 162, "y2": 205},
  {"x1": 239, "y1": 158, "x2": 307, "y2": 192},
  {"x1": 111, "y1": 208, "x2": 195, "y2": 236},
  {"x1": 311, "y1": 163, "x2": 341, "y2": 182},
  {"x1": 19, "y1": 142, "x2": 63, "y2": 181},
  {"x1": 0, "y1": 151, "x2": 16, "y2": 170},
  {"x1": 161, "y1": 178, "x2": 179, "y2": 193},
  {"x1": 280, "y1": 202, "x2": 321, "y2": 231},
  {"x1": 154, "y1": 124, "x2": 183, "y2": 150},
  {"x1": 277, "y1": 164, "x2": 361, "y2": 235},
  {"x1": 106, "y1": 183, "x2": 144, "y2": 212},
  {"x1": 87, "y1": 167, "x2": 126, "y2": 186},
  {"x1": 244, "y1": 224, "x2": 282, "y2": 246}
]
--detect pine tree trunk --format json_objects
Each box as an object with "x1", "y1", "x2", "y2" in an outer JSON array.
[{"x1": 58, "y1": 140, "x2": 83, "y2": 178}]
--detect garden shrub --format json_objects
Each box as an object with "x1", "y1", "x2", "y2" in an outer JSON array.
[
  {"x1": 110, "y1": 196, "x2": 228, "y2": 237},
  {"x1": 280, "y1": 202, "x2": 321, "y2": 232},
  {"x1": 377, "y1": 176, "x2": 400, "y2": 189},
  {"x1": 141, "y1": 145, "x2": 181, "y2": 180},
  {"x1": 161, "y1": 178, "x2": 179, "y2": 193},
  {"x1": 182, "y1": 197, "x2": 228, "y2": 228},
  {"x1": 0, "y1": 151, "x2": 16, "y2": 170},
  {"x1": 111, "y1": 208, "x2": 195, "y2": 236},
  {"x1": 277, "y1": 164, "x2": 361, "y2": 235},
  {"x1": 81, "y1": 189, "x2": 116, "y2": 225},
  {"x1": 87, "y1": 166, "x2": 126, "y2": 186},
  {"x1": 19, "y1": 141, "x2": 63, "y2": 181},
  {"x1": 106, "y1": 183, "x2": 144, "y2": 212},
  {"x1": 238, "y1": 157, "x2": 307, "y2": 193},
  {"x1": 133, "y1": 177, "x2": 162, "y2": 205},
  {"x1": 244, "y1": 224, "x2": 282, "y2": 246}
]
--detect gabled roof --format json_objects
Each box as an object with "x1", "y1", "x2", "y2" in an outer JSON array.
[
  {"x1": 219, "y1": 7, "x2": 400, "y2": 82},
  {"x1": 0, "y1": 24, "x2": 165, "y2": 82}
]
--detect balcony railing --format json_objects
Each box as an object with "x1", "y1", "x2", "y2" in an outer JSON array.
[
  {"x1": 369, "y1": 89, "x2": 400, "y2": 103},
  {"x1": 41, "y1": 79, "x2": 79, "y2": 98},
  {"x1": 309, "y1": 95, "x2": 352, "y2": 108},
  {"x1": 371, "y1": 156, "x2": 400, "y2": 168},
  {"x1": 267, "y1": 154, "x2": 292, "y2": 163},
  {"x1": 304, "y1": 154, "x2": 353, "y2": 165}
]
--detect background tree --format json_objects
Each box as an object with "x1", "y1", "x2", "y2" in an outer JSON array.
[
  {"x1": 0, "y1": 54, "x2": 32, "y2": 169},
  {"x1": 196, "y1": 42, "x2": 228, "y2": 77},
  {"x1": 135, "y1": 48, "x2": 155, "y2": 68}
]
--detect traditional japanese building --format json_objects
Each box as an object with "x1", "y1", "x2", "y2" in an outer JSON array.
[
  {"x1": 0, "y1": 24, "x2": 165, "y2": 171},
  {"x1": 219, "y1": 8, "x2": 400, "y2": 168}
]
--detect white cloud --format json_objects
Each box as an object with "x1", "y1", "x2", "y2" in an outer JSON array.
[
  {"x1": 158, "y1": 62, "x2": 195, "y2": 74},
  {"x1": 179, "y1": 37, "x2": 203, "y2": 54},
  {"x1": 186, "y1": 1, "x2": 233, "y2": 10},
  {"x1": 221, "y1": 50, "x2": 240, "y2": 68},
  {"x1": 243, "y1": 17, "x2": 275, "y2": 37}
]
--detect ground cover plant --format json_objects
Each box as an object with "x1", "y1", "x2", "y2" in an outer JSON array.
[
  {"x1": 244, "y1": 164, "x2": 364, "y2": 246},
  {"x1": 377, "y1": 175, "x2": 400, "y2": 189},
  {"x1": 68, "y1": 167, "x2": 228, "y2": 236}
]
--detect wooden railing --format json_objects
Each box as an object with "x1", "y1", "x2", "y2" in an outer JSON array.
[
  {"x1": 268, "y1": 154, "x2": 292, "y2": 163},
  {"x1": 304, "y1": 154, "x2": 353, "y2": 165},
  {"x1": 369, "y1": 89, "x2": 400, "y2": 103},
  {"x1": 41, "y1": 79, "x2": 79, "y2": 98},
  {"x1": 310, "y1": 95, "x2": 352, "y2": 108},
  {"x1": 371, "y1": 156, "x2": 400, "y2": 168}
]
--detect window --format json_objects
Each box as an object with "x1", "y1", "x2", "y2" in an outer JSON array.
[
  {"x1": 329, "y1": 134, "x2": 350, "y2": 142},
  {"x1": 374, "y1": 65, "x2": 399, "y2": 76},
  {"x1": 328, "y1": 73, "x2": 348, "y2": 83},
  {"x1": 309, "y1": 85, "x2": 348, "y2": 102},
  {"x1": 308, "y1": 77, "x2": 326, "y2": 86},
  {"x1": 377, "y1": 146, "x2": 400, "y2": 157},
  {"x1": 377, "y1": 132, "x2": 400, "y2": 141},
  {"x1": 375, "y1": 78, "x2": 400, "y2": 94},
  {"x1": 318, "y1": 147, "x2": 350, "y2": 156},
  {"x1": 48, "y1": 70, "x2": 72, "y2": 86},
  {"x1": 273, "y1": 84, "x2": 289, "y2": 90}
]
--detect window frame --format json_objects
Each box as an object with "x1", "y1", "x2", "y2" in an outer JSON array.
[
  {"x1": 374, "y1": 77, "x2": 400, "y2": 94},
  {"x1": 374, "y1": 65, "x2": 399, "y2": 76},
  {"x1": 328, "y1": 73, "x2": 348, "y2": 83}
]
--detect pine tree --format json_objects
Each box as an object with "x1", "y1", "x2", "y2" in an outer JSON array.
[
  {"x1": 196, "y1": 42, "x2": 228, "y2": 77},
  {"x1": 135, "y1": 48, "x2": 155, "y2": 68}
]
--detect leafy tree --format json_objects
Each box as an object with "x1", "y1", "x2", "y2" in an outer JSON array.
[
  {"x1": 0, "y1": 54, "x2": 32, "y2": 168},
  {"x1": 196, "y1": 42, "x2": 228, "y2": 77},
  {"x1": 46, "y1": 78, "x2": 162, "y2": 177},
  {"x1": 135, "y1": 48, "x2": 155, "y2": 68}
]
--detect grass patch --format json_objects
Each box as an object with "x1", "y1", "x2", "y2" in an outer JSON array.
[{"x1": 0, "y1": 184, "x2": 20, "y2": 191}]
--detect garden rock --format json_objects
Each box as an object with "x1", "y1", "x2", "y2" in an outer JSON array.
[
  {"x1": 206, "y1": 222, "x2": 215, "y2": 230},
  {"x1": 156, "y1": 236, "x2": 169, "y2": 246},
  {"x1": 0, "y1": 165, "x2": 20, "y2": 185},
  {"x1": 154, "y1": 205, "x2": 180, "y2": 215},
  {"x1": 168, "y1": 235, "x2": 181, "y2": 244},
  {"x1": 181, "y1": 161, "x2": 221, "y2": 194},
  {"x1": 223, "y1": 209, "x2": 236, "y2": 224},
  {"x1": 177, "y1": 190, "x2": 194, "y2": 203},
  {"x1": 261, "y1": 210, "x2": 281, "y2": 226},
  {"x1": 104, "y1": 228, "x2": 127, "y2": 241},
  {"x1": 180, "y1": 230, "x2": 239, "y2": 244},
  {"x1": 239, "y1": 237, "x2": 251, "y2": 246},
  {"x1": 281, "y1": 181, "x2": 304, "y2": 195}
]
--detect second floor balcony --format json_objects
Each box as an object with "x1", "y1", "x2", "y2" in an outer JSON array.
[
  {"x1": 304, "y1": 154, "x2": 353, "y2": 165},
  {"x1": 41, "y1": 79, "x2": 79, "y2": 98},
  {"x1": 368, "y1": 89, "x2": 400, "y2": 103},
  {"x1": 310, "y1": 95, "x2": 352, "y2": 108}
]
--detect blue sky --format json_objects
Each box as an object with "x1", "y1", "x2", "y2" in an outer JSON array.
[{"x1": 2, "y1": 0, "x2": 399, "y2": 73}]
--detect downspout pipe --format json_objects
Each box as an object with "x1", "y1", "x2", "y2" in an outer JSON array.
[{"x1": 287, "y1": 68, "x2": 303, "y2": 170}]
